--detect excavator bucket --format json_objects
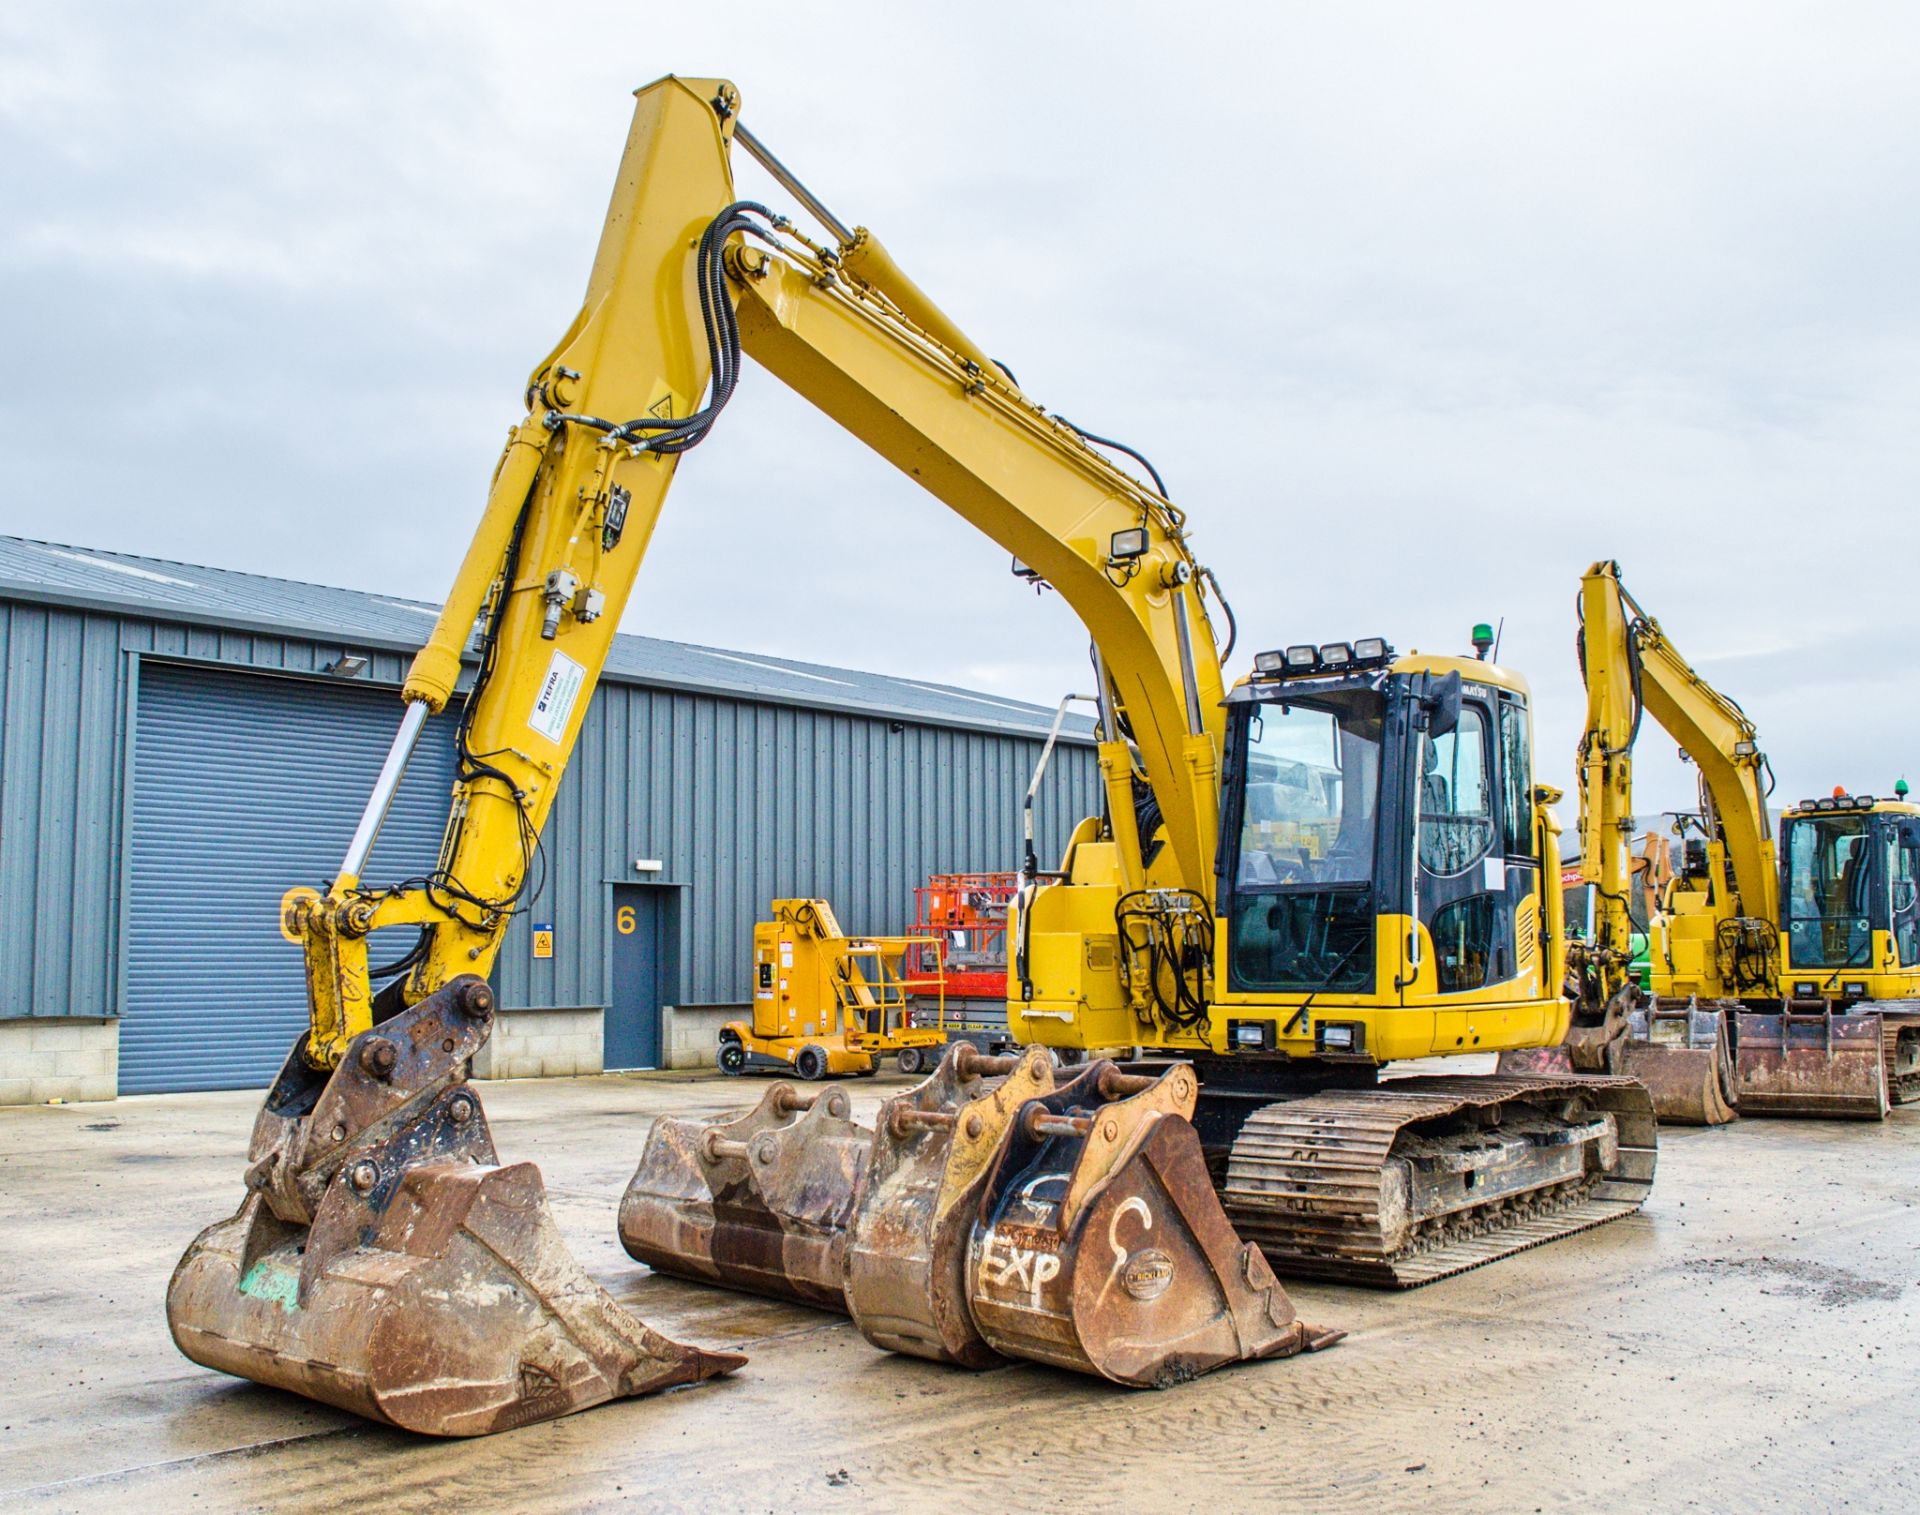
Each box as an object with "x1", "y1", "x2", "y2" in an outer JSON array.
[
  {"x1": 167, "y1": 977, "x2": 743, "y2": 1436},
  {"x1": 841, "y1": 1044, "x2": 1060, "y2": 1368},
  {"x1": 619, "y1": 1042, "x2": 1053, "y2": 1354},
  {"x1": 964, "y1": 1061, "x2": 1341, "y2": 1385},
  {"x1": 1618, "y1": 1000, "x2": 1738, "y2": 1125},
  {"x1": 1732, "y1": 1006, "x2": 1889, "y2": 1119},
  {"x1": 618, "y1": 1082, "x2": 866, "y2": 1308}
]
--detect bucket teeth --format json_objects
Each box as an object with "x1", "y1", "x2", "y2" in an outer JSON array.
[
  {"x1": 619, "y1": 1043, "x2": 1340, "y2": 1388},
  {"x1": 167, "y1": 976, "x2": 743, "y2": 1437}
]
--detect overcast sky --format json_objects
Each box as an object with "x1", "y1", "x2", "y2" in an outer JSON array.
[{"x1": 4, "y1": 3, "x2": 1916, "y2": 819}]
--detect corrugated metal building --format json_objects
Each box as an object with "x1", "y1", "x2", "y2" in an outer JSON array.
[{"x1": 0, "y1": 536, "x2": 1096, "y2": 1100}]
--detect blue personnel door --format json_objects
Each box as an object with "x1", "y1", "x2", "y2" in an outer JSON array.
[{"x1": 608, "y1": 886, "x2": 669, "y2": 1070}]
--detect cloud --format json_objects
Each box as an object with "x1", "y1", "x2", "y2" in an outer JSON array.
[{"x1": 2, "y1": 1, "x2": 1915, "y2": 822}]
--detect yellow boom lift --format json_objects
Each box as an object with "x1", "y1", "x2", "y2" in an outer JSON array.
[
  {"x1": 169, "y1": 76, "x2": 1657, "y2": 1436},
  {"x1": 721, "y1": 898, "x2": 948, "y2": 1078},
  {"x1": 1502, "y1": 561, "x2": 1918, "y2": 1120}
]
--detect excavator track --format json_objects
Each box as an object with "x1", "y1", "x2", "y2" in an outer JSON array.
[
  {"x1": 1883, "y1": 1012, "x2": 1920, "y2": 1104},
  {"x1": 1221, "y1": 1075, "x2": 1657, "y2": 1288}
]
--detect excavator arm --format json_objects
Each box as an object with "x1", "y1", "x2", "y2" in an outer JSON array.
[
  {"x1": 169, "y1": 76, "x2": 1305, "y2": 1437},
  {"x1": 1576, "y1": 559, "x2": 1777, "y2": 1002},
  {"x1": 290, "y1": 75, "x2": 1227, "y2": 1069}
]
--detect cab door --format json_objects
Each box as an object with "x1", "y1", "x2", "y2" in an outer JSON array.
[
  {"x1": 1891, "y1": 820, "x2": 1920, "y2": 967},
  {"x1": 1414, "y1": 692, "x2": 1515, "y2": 993}
]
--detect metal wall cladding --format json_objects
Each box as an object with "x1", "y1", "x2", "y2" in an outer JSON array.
[
  {"x1": 0, "y1": 600, "x2": 419, "y2": 1022},
  {"x1": 122, "y1": 662, "x2": 461, "y2": 1093},
  {"x1": 0, "y1": 593, "x2": 1100, "y2": 1086},
  {"x1": 0, "y1": 603, "x2": 127, "y2": 1020},
  {"x1": 492, "y1": 684, "x2": 1099, "y2": 1010}
]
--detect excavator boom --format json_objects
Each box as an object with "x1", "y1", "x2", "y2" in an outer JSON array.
[{"x1": 169, "y1": 75, "x2": 1322, "y2": 1434}]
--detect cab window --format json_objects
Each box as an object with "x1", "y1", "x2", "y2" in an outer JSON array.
[
  {"x1": 1419, "y1": 705, "x2": 1493, "y2": 876},
  {"x1": 1499, "y1": 701, "x2": 1533, "y2": 857},
  {"x1": 1892, "y1": 824, "x2": 1920, "y2": 966}
]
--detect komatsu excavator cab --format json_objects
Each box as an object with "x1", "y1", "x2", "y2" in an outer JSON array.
[
  {"x1": 1215, "y1": 641, "x2": 1560, "y2": 1059},
  {"x1": 1766, "y1": 793, "x2": 1920, "y2": 1106},
  {"x1": 1777, "y1": 793, "x2": 1920, "y2": 1002},
  {"x1": 1012, "y1": 640, "x2": 1568, "y2": 1067}
]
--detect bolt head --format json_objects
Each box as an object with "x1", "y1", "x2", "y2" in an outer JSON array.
[
  {"x1": 360, "y1": 1037, "x2": 398, "y2": 1077},
  {"x1": 965, "y1": 1115, "x2": 984, "y2": 1140},
  {"x1": 330, "y1": 1124, "x2": 348, "y2": 1143},
  {"x1": 348, "y1": 1160, "x2": 379, "y2": 1193},
  {"x1": 448, "y1": 1094, "x2": 475, "y2": 1124}
]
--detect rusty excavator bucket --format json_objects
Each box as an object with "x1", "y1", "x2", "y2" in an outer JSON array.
[
  {"x1": 1732, "y1": 1004, "x2": 1889, "y2": 1119},
  {"x1": 619, "y1": 1080, "x2": 868, "y2": 1308},
  {"x1": 1619, "y1": 1000, "x2": 1739, "y2": 1125},
  {"x1": 1499, "y1": 990, "x2": 1738, "y2": 1126},
  {"x1": 960, "y1": 1059, "x2": 1341, "y2": 1384},
  {"x1": 618, "y1": 1043, "x2": 1338, "y2": 1387},
  {"x1": 168, "y1": 978, "x2": 744, "y2": 1437}
]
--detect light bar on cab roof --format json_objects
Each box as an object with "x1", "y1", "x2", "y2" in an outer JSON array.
[{"x1": 1250, "y1": 637, "x2": 1395, "y2": 680}]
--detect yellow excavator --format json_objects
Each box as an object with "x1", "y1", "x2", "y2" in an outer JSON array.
[
  {"x1": 168, "y1": 76, "x2": 1657, "y2": 1437},
  {"x1": 1501, "y1": 561, "x2": 1918, "y2": 1120}
]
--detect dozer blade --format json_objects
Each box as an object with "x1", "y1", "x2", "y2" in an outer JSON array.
[
  {"x1": 1733, "y1": 1008, "x2": 1889, "y2": 1120},
  {"x1": 966, "y1": 1061, "x2": 1340, "y2": 1386},
  {"x1": 167, "y1": 977, "x2": 743, "y2": 1437},
  {"x1": 1224, "y1": 1074, "x2": 1658, "y2": 1288},
  {"x1": 618, "y1": 1082, "x2": 866, "y2": 1308},
  {"x1": 1619, "y1": 1001, "x2": 1738, "y2": 1126}
]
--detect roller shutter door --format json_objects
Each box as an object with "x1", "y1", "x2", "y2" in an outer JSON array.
[{"x1": 121, "y1": 663, "x2": 461, "y2": 1093}]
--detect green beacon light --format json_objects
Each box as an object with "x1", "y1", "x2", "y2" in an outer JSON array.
[
  {"x1": 1471, "y1": 622, "x2": 1495, "y2": 660},
  {"x1": 1897, "y1": 777, "x2": 1910, "y2": 800}
]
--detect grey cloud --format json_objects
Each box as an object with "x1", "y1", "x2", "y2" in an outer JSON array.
[{"x1": 2, "y1": 1, "x2": 1915, "y2": 826}]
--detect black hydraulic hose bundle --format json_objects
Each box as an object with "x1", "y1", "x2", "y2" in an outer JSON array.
[{"x1": 1117, "y1": 889, "x2": 1213, "y2": 1032}]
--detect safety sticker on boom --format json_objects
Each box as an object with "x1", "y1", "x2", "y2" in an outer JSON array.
[{"x1": 529, "y1": 649, "x2": 587, "y2": 743}]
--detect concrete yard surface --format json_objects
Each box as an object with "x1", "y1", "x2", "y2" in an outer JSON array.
[{"x1": 1, "y1": 1070, "x2": 1916, "y2": 1514}]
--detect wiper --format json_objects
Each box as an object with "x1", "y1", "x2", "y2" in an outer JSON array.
[{"x1": 1282, "y1": 933, "x2": 1372, "y2": 1035}]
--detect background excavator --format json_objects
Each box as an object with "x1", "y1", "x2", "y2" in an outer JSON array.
[
  {"x1": 1502, "y1": 560, "x2": 1919, "y2": 1121},
  {"x1": 168, "y1": 75, "x2": 1656, "y2": 1437}
]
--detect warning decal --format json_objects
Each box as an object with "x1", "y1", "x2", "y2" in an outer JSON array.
[{"x1": 528, "y1": 649, "x2": 587, "y2": 743}]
